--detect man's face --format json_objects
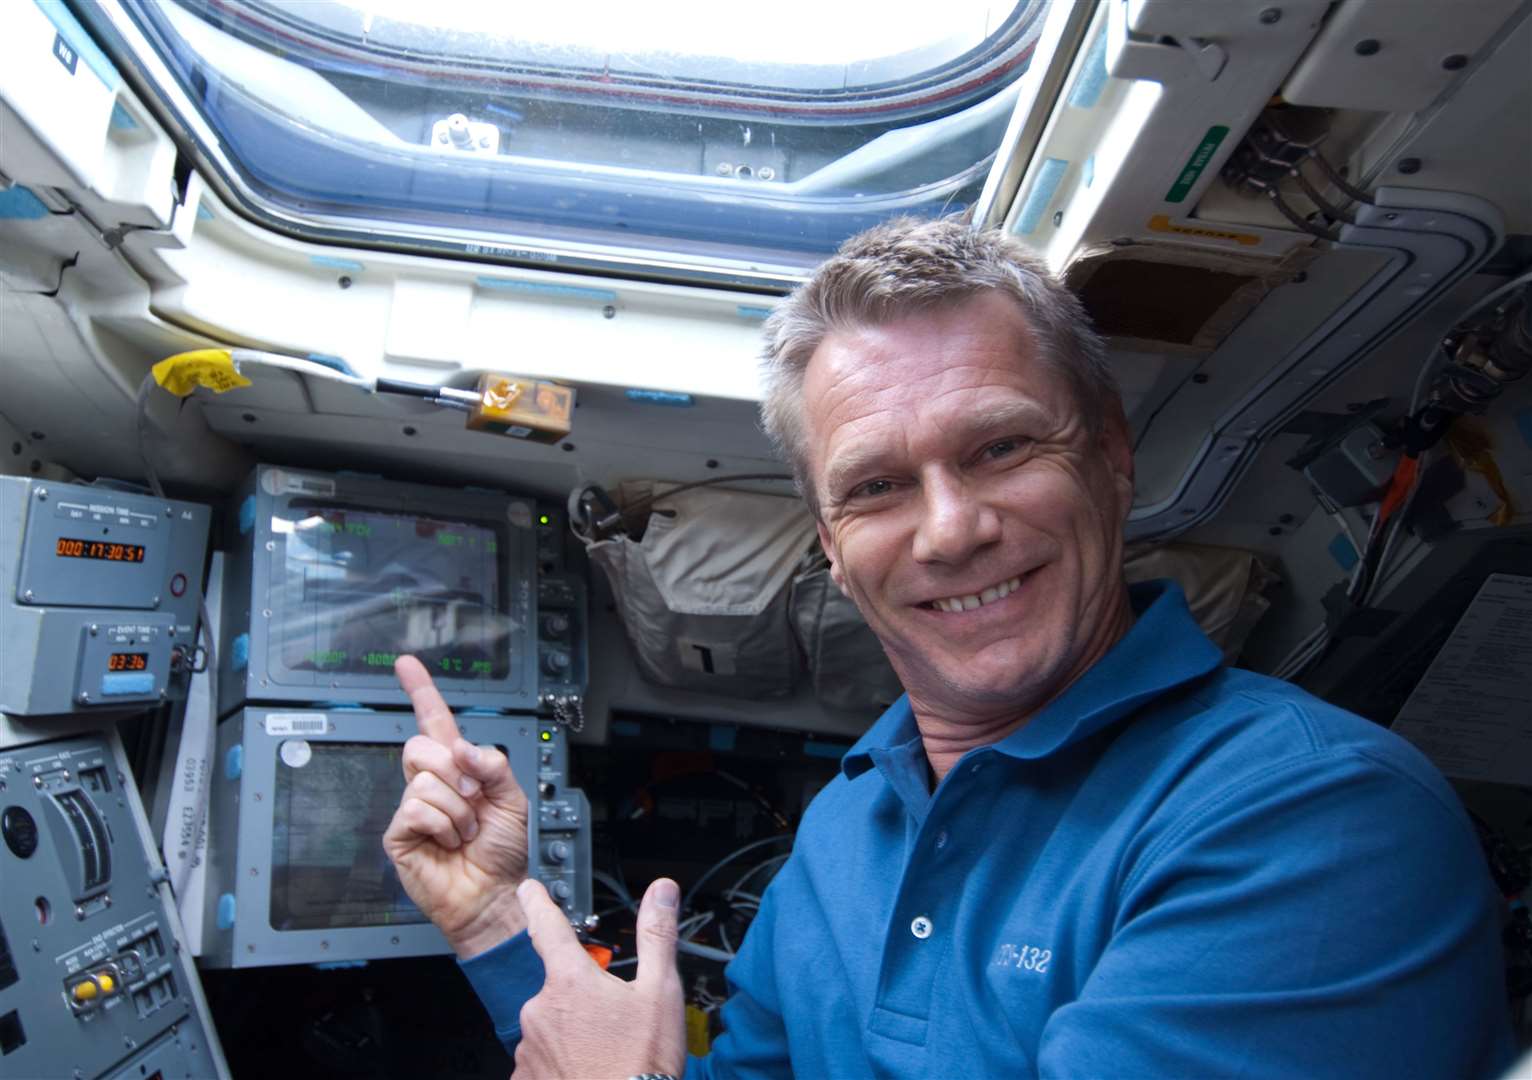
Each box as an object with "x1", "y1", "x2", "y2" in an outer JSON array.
[{"x1": 804, "y1": 291, "x2": 1135, "y2": 716}]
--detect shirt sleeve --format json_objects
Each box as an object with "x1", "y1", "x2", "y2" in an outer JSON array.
[
  {"x1": 685, "y1": 876, "x2": 795, "y2": 1080},
  {"x1": 457, "y1": 931, "x2": 545, "y2": 1054},
  {"x1": 1035, "y1": 749, "x2": 1517, "y2": 1079}
]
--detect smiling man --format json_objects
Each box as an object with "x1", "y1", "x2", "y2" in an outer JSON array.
[{"x1": 385, "y1": 217, "x2": 1515, "y2": 1079}]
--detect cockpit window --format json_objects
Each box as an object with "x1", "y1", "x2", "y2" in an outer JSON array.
[{"x1": 101, "y1": 0, "x2": 1055, "y2": 284}]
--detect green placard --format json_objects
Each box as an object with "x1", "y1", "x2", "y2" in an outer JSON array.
[{"x1": 1165, "y1": 125, "x2": 1230, "y2": 204}]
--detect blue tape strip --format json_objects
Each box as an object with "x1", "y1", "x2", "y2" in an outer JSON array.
[
  {"x1": 310, "y1": 255, "x2": 364, "y2": 272},
  {"x1": 709, "y1": 725, "x2": 738, "y2": 752},
  {"x1": 1014, "y1": 158, "x2": 1069, "y2": 235},
  {"x1": 108, "y1": 102, "x2": 139, "y2": 131},
  {"x1": 802, "y1": 740, "x2": 847, "y2": 761},
  {"x1": 736, "y1": 305, "x2": 772, "y2": 321},
  {"x1": 237, "y1": 494, "x2": 256, "y2": 535},
  {"x1": 33, "y1": 0, "x2": 120, "y2": 90},
  {"x1": 1515, "y1": 407, "x2": 1532, "y2": 451},
  {"x1": 231, "y1": 632, "x2": 250, "y2": 672},
  {"x1": 0, "y1": 186, "x2": 50, "y2": 221},
  {"x1": 313, "y1": 960, "x2": 370, "y2": 970},
  {"x1": 1328, "y1": 532, "x2": 1359, "y2": 571},
  {"x1": 476, "y1": 276, "x2": 617, "y2": 303},
  {"x1": 626, "y1": 389, "x2": 695, "y2": 407},
  {"x1": 1067, "y1": 29, "x2": 1110, "y2": 109},
  {"x1": 224, "y1": 744, "x2": 243, "y2": 781},
  {"x1": 612, "y1": 719, "x2": 642, "y2": 738},
  {"x1": 1083, "y1": 155, "x2": 1096, "y2": 189},
  {"x1": 216, "y1": 893, "x2": 237, "y2": 930},
  {"x1": 316, "y1": 702, "x2": 367, "y2": 711},
  {"x1": 305, "y1": 353, "x2": 359, "y2": 377}
]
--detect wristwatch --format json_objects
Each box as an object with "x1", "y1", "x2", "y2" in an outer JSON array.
[{"x1": 627, "y1": 1075, "x2": 679, "y2": 1080}]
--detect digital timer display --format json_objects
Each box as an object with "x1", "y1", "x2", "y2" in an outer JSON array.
[
  {"x1": 56, "y1": 537, "x2": 147, "y2": 562},
  {"x1": 108, "y1": 652, "x2": 149, "y2": 672}
]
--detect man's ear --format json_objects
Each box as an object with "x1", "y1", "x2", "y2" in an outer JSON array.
[
  {"x1": 1098, "y1": 398, "x2": 1136, "y2": 523},
  {"x1": 815, "y1": 519, "x2": 849, "y2": 598}
]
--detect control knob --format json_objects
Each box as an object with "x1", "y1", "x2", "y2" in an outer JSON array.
[
  {"x1": 550, "y1": 880, "x2": 572, "y2": 902},
  {"x1": 542, "y1": 650, "x2": 571, "y2": 676},
  {"x1": 542, "y1": 840, "x2": 570, "y2": 865},
  {"x1": 541, "y1": 613, "x2": 571, "y2": 639}
]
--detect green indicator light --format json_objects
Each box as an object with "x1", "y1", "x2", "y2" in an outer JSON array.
[
  {"x1": 539, "y1": 515, "x2": 551, "y2": 525},
  {"x1": 539, "y1": 730, "x2": 552, "y2": 742}
]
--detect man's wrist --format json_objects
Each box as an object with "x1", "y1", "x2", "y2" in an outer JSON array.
[{"x1": 446, "y1": 887, "x2": 529, "y2": 960}]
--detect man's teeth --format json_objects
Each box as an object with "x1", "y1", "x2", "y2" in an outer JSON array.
[{"x1": 932, "y1": 575, "x2": 1023, "y2": 613}]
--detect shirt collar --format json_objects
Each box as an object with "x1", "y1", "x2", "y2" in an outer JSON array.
[{"x1": 842, "y1": 579, "x2": 1223, "y2": 779}]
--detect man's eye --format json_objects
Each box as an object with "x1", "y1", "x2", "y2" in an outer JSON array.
[
  {"x1": 983, "y1": 438, "x2": 1026, "y2": 460},
  {"x1": 852, "y1": 479, "x2": 895, "y2": 499}
]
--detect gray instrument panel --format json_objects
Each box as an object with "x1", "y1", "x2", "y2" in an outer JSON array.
[
  {"x1": 200, "y1": 708, "x2": 592, "y2": 968},
  {"x1": 0, "y1": 478, "x2": 210, "y2": 716},
  {"x1": 0, "y1": 733, "x2": 222, "y2": 1078},
  {"x1": 220, "y1": 466, "x2": 547, "y2": 713}
]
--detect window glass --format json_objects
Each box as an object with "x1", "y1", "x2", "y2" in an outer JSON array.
[{"x1": 113, "y1": 0, "x2": 1055, "y2": 282}]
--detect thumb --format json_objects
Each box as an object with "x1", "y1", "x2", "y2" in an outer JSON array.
[{"x1": 635, "y1": 878, "x2": 681, "y2": 991}]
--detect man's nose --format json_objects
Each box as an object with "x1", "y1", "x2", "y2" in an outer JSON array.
[{"x1": 911, "y1": 470, "x2": 1001, "y2": 565}]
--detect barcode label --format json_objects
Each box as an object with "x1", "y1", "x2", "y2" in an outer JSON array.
[{"x1": 265, "y1": 713, "x2": 328, "y2": 736}]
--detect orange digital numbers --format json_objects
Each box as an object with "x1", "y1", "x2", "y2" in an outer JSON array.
[{"x1": 56, "y1": 537, "x2": 146, "y2": 562}]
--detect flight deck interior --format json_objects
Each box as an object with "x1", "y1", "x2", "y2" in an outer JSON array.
[{"x1": 1, "y1": 0, "x2": 1530, "y2": 1076}]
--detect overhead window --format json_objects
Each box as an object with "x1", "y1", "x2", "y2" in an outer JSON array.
[{"x1": 93, "y1": 0, "x2": 1055, "y2": 284}]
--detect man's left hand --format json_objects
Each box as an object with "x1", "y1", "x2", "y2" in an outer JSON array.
[{"x1": 514, "y1": 876, "x2": 688, "y2": 1079}]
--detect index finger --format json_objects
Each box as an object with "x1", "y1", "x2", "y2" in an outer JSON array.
[
  {"x1": 517, "y1": 878, "x2": 594, "y2": 973},
  {"x1": 395, "y1": 655, "x2": 461, "y2": 745}
]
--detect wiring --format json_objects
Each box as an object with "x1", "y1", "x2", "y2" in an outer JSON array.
[
  {"x1": 1305, "y1": 148, "x2": 1375, "y2": 206},
  {"x1": 682, "y1": 834, "x2": 794, "y2": 914}
]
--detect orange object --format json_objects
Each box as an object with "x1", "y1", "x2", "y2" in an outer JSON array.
[
  {"x1": 583, "y1": 943, "x2": 613, "y2": 970},
  {"x1": 465, "y1": 373, "x2": 574, "y2": 444}
]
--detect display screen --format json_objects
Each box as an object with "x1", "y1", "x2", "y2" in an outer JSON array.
[
  {"x1": 274, "y1": 505, "x2": 510, "y2": 679},
  {"x1": 56, "y1": 537, "x2": 146, "y2": 562},
  {"x1": 108, "y1": 652, "x2": 149, "y2": 672},
  {"x1": 269, "y1": 741, "x2": 428, "y2": 931}
]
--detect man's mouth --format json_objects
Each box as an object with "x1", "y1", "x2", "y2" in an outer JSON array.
[{"x1": 920, "y1": 573, "x2": 1026, "y2": 613}]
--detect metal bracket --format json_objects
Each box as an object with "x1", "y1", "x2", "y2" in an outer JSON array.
[{"x1": 1128, "y1": 188, "x2": 1504, "y2": 541}]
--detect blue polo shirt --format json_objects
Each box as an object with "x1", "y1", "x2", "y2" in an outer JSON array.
[{"x1": 463, "y1": 581, "x2": 1516, "y2": 1077}]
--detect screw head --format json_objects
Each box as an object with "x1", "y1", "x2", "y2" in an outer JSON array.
[
  {"x1": 1353, "y1": 39, "x2": 1380, "y2": 56},
  {"x1": 602, "y1": 305, "x2": 617, "y2": 319},
  {"x1": 35, "y1": 487, "x2": 47, "y2": 500},
  {"x1": 1191, "y1": 373, "x2": 1210, "y2": 384},
  {"x1": 1441, "y1": 53, "x2": 1468, "y2": 71},
  {"x1": 89, "y1": 624, "x2": 98, "y2": 635},
  {"x1": 22, "y1": 590, "x2": 33, "y2": 601},
  {"x1": 715, "y1": 162, "x2": 733, "y2": 176},
  {"x1": 1051, "y1": 210, "x2": 1064, "y2": 227},
  {"x1": 758, "y1": 166, "x2": 776, "y2": 180},
  {"x1": 1396, "y1": 157, "x2": 1422, "y2": 175},
  {"x1": 1259, "y1": 7, "x2": 1281, "y2": 24}
]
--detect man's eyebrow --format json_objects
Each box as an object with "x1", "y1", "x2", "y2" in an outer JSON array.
[{"x1": 821, "y1": 399, "x2": 1053, "y2": 499}]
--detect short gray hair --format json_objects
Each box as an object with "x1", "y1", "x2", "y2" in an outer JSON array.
[{"x1": 759, "y1": 216, "x2": 1118, "y2": 508}]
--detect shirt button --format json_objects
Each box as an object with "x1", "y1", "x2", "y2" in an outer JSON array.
[
  {"x1": 910, "y1": 915, "x2": 933, "y2": 940},
  {"x1": 935, "y1": 830, "x2": 949, "y2": 850}
]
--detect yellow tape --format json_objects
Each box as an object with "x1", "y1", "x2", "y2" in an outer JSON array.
[
  {"x1": 1148, "y1": 214, "x2": 1262, "y2": 247},
  {"x1": 685, "y1": 1004, "x2": 711, "y2": 1058},
  {"x1": 151, "y1": 350, "x2": 252, "y2": 397},
  {"x1": 1447, "y1": 420, "x2": 1516, "y2": 527}
]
